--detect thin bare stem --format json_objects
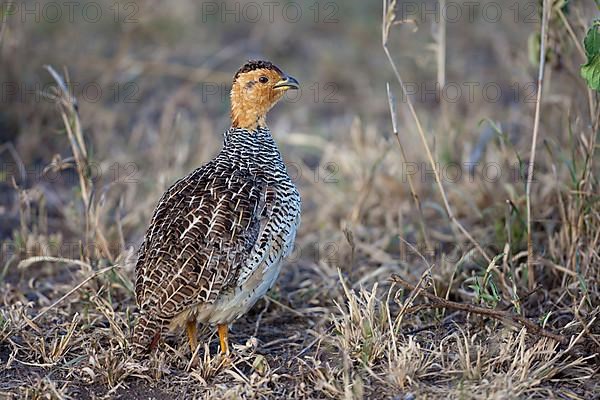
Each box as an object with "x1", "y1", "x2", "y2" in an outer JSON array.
[
  {"x1": 7, "y1": 260, "x2": 118, "y2": 338},
  {"x1": 382, "y1": 0, "x2": 491, "y2": 262},
  {"x1": 556, "y1": 8, "x2": 586, "y2": 60},
  {"x1": 386, "y1": 83, "x2": 431, "y2": 249},
  {"x1": 44, "y1": 65, "x2": 115, "y2": 261},
  {"x1": 436, "y1": 0, "x2": 446, "y2": 89},
  {"x1": 45, "y1": 66, "x2": 90, "y2": 210},
  {"x1": 31, "y1": 264, "x2": 117, "y2": 323},
  {"x1": 526, "y1": 0, "x2": 551, "y2": 289}
]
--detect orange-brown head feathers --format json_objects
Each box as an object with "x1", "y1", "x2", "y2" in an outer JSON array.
[{"x1": 230, "y1": 60, "x2": 299, "y2": 131}]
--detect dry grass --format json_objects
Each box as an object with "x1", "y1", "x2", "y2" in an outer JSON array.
[{"x1": 1, "y1": 0, "x2": 599, "y2": 398}]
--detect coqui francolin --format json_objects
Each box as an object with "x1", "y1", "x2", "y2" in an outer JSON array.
[{"x1": 132, "y1": 60, "x2": 301, "y2": 355}]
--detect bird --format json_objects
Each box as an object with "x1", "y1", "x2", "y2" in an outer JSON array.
[{"x1": 132, "y1": 60, "x2": 301, "y2": 356}]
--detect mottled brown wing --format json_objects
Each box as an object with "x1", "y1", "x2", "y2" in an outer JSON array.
[{"x1": 135, "y1": 163, "x2": 267, "y2": 318}]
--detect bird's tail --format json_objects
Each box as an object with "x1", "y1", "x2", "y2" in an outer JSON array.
[{"x1": 131, "y1": 311, "x2": 165, "y2": 356}]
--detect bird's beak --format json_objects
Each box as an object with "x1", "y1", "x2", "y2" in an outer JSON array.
[{"x1": 273, "y1": 75, "x2": 300, "y2": 91}]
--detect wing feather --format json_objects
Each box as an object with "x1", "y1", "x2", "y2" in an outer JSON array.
[{"x1": 135, "y1": 163, "x2": 266, "y2": 319}]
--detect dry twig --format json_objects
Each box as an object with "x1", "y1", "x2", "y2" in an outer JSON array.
[{"x1": 390, "y1": 274, "x2": 568, "y2": 344}]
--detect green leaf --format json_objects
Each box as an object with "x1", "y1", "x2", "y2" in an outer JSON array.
[
  {"x1": 581, "y1": 21, "x2": 600, "y2": 91},
  {"x1": 581, "y1": 54, "x2": 600, "y2": 91},
  {"x1": 583, "y1": 22, "x2": 600, "y2": 58}
]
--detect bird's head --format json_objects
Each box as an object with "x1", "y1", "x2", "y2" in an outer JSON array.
[{"x1": 230, "y1": 60, "x2": 299, "y2": 131}]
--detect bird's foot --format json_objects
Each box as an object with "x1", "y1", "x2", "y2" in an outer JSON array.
[{"x1": 217, "y1": 324, "x2": 230, "y2": 356}]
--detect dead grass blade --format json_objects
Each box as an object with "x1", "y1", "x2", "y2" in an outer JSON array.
[
  {"x1": 526, "y1": 0, "x2": 551, "y2": 289},
  {"x1": 382, "y1": 0, "x2": 491, "y2": 263}
]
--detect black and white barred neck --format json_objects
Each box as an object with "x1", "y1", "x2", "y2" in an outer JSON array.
[{"x1": 219, "y1": 126, "x2": 289, "y2": 181}]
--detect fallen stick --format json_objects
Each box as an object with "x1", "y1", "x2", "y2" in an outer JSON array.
[{"x1": 390, "y1": 274, "x2": 568, "y2": 344}]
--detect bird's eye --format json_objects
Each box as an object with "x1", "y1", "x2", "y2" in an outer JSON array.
[{"x1": 259, "y1": 76, "x2": 269, "y2": 84}]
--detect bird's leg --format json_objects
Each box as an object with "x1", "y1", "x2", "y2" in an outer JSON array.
[
  {"x1": 217, "y1": 324, "x2": 229, "y2": 354},
  {"x1": 186, "y1": 320, "x2": 198, "y2": 353}
]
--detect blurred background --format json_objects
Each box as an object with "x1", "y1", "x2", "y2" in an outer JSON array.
[
  {"x1": 1, "y1": 0, "x2": 591, "y2": 264},
  {"x1": 0, "y1": 0, "x2": 598, "y2": 398}
]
